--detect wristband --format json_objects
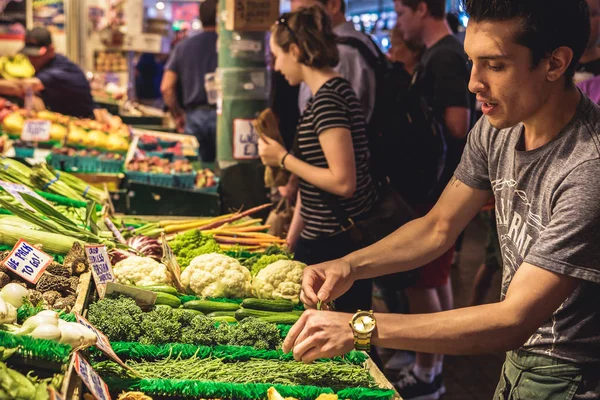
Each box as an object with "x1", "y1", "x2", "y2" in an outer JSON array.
[{"x1": 280, "y1": 152, "x2": 290, "y2": 171}]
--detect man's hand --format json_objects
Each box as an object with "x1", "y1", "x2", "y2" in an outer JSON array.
[
  {"x1": 301, "y1": 258, "x2": 355, "y2": 308},
  {"x1": 282, "y1": 310, "x2": 354, "y2": 363}
]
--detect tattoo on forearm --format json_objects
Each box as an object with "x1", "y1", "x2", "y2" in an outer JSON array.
[{"x1": 449, "y1": 176, "x2": 462, "y2": 188}]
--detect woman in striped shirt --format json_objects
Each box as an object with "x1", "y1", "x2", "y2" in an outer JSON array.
[{"x1": 259, "y1": 6, "x2": 378, "y2": 312}]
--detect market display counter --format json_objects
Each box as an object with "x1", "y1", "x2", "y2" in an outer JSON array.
[{"x1": 126, "y1": 180, "x2": 220, "y2": 216}]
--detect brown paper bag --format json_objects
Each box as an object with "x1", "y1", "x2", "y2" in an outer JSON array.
[
  {"x1": 266, "y1": 198, "x2": 293, "y2": 239},
  {"x1": 253, "y1": 108, "x2": 291, "y2": 188}
]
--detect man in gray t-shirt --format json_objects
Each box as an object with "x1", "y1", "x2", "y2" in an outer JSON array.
[{"x1": 279, "y1": 1, "x2": 600, "y2": 399}]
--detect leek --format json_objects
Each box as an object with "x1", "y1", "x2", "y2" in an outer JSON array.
[{"x1": 0, "y1": 223, "x2": 80, "y2": 255}]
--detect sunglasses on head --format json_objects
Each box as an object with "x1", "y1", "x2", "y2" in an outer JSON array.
[{"x1": 276, "y1": 16, "x2": 298, "y2": 43}]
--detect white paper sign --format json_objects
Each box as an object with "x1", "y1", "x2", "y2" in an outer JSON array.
[
  {"x1": 0, "y1": 180, "x2": 50, "y2": 211},
  {"x1": 73, "y1": 352, "x2": 112, "y2": 400},
  {"x1": 85, "y1": 244, "x2": 115, "y2": 298},
  {"x1": 232, "y1": 118, "x2": 259, "y2": 160},
  {"x1": 21, "y1": 120, "x2": 51, "y2": 142},
  {"x1": 1, "y1": 240, "x2": 52, "y2": 284},
  {"x1": 75, "y1": 312, "x2": 134, "y2": 372}
]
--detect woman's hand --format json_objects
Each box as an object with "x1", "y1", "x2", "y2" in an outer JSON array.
[{"x1": 259, "y1": 137, "x2": 287, "y2": 167}]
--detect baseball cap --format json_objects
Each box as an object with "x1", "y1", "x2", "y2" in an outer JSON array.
[{"x1": 20, "y1": 27, "x2": 53, "y2": 57}]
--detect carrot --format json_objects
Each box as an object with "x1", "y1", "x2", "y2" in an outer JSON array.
[
  {"x1": 207, "y1": 230, "x2": 277, "y2": 239},
  {"x1": 226, "y1": 225, "x2": 271, "y2": 233},
  {"x1": 195, "y1": 204, "x2": 272, "y2": 231},
  {"x1": 158, "y1": 216, "x2": 214, "y2": 227},
  {"x1": 163, "y1": 214, "x2": 233, "y2": 233},
  {"x1": 229, "y1": 218, "x2": 263, "y2": 228},
  {"x1": 213, "y1": 235, "x2": 286, "y2": 245},
  {"x1": 219, "y1": 244, "x2": 262, "y2": 251}
]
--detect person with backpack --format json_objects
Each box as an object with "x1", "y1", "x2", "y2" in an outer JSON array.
[
  {"x1": 259, "y1": 6, "x2": 414, "y2": 314},
  {"x1": 385, "y1": 0, "x2": 472, "y2": 398},
  {"x1": 284, "y1": 1, "x2": 600, "y2": 399}
]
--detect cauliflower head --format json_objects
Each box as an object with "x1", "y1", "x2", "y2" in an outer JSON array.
[
  {"x1": 252, "y1": 260, "x2": 306, "y2": 304},
  {"x1": 181, "y1": 253, "x2": 252, "y2": 298},
  {"x1": 113, "y1": 256, "x2": 173, "y2": 287}
]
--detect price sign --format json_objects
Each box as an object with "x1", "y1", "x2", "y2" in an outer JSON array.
[
  {"x1": 74, "y1": 312, "x2": 134, "y2": 372},
  {"x1": 0, "y1": 180, "x2": 49, "y2": 211},
  {"x1": 21, "y1": 119, "x2": 51, "y2": 142},
  {"x1": 73, "y1": 352, "x2": 112, "y2": 400},
  {"x1": 232, "y1": 118, "x2": 259, "y2": 160},
  {"x1": 160, "y1": 233, "x2": 185, "y2": 293},
  {"x1": 1, "y1": 240, "x2": 52, "y2": 284},
  {"x1": 84, "y1": 245, "x2": 115, "y2": 298}
]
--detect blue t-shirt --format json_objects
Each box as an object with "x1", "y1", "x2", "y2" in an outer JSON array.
[
  {"x1": 166, "y1": 31, "x2": 218, "y2": 110},
  {"x1": 36, "y1": 54, "x2": 95, "y2": 118}
]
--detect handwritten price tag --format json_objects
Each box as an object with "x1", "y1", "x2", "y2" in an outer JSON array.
[
  {"x1": 21, "y1": 119, "x2": 51, "y2": 142},
  {"x1": 73, "y1": 352, "x2": 112, "y2": 400},
  {"x1": 1, "y1": 240, "x2": 52, "y2": 284},
  {"x1": 85, "y1": 244, "x2": 115, "y2": 298},
  {"x1": 74, "y1": 312, "x2": 133, "y2": 372},
  {"x1": 0, "y1": 180, "x2": 50, "y2": 211},
  {"x1": 233, "y1": 118, "x2": 259, "y2": 160}
]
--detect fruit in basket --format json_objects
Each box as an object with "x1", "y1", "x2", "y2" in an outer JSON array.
[
  {"x1": 196, "y1": 169, "x2": 216, "y2": 188},
  {"x1": 36, "y1": 110, "x2": 59, "y2": 122},
  {"x1": 1, "y1": 112, "x2": 24, "y2": 134},
  {"x1": 67, "y1": 124, "x2": 86, "y2": 145},
  {"x1": 86, "y1": 129, "x2": 108, "y2": 148},
  {"x1": 49, "y1": 123, "x2": 68, "y2": 141},
  {"x1": 106, "y1": 132, "x2": 130, "y2": 151}
]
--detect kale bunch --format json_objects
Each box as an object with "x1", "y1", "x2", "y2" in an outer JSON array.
[
  {"x1": 180, "y1": 315, "x2": 219, "y2": 346},
  {"x1": 87, "y1": 296, "x2": 144, "y2": 342},
  {"x1": 228, "y1": 318, "x2": 282, "y2": 350},
  {"x1": 138, "y1": 306, "x2": 182, "y2": 345}
]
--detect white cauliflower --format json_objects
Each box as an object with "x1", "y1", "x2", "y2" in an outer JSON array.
[
  {"x1": 181, "y1": 253, "x2": 252, "y2": 298},
  {"x1": 252, "y1": 260, "x2": 306, "y2": 304},
  {"x1": 113, "y1": 256, "x2": 173, "y2": 287}
]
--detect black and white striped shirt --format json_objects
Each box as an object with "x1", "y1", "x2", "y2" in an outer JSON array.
[{"x1": 295, "y1": 77, "x2": 377, "y2": 239}]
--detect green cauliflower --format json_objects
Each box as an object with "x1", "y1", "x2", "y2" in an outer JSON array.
[
  {"x1": 228, "y1": 317, "x2": 282, "y2": 350},
  {"x1": 169, "y1": 230, "x2": 222, "y2": 268},
  {"x1": 88, "y1": 296, "x2": 144, "y2": 342},
  {"x1": 138, "y1": 307, "x2": 182, "y2": 345},
  {"x1": 180, "y1": 315, "x2": 218, "y2": 346}
]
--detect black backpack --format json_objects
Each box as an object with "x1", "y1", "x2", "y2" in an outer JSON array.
[{"x1": 337, "y1": 36, "x2": 447, "y2": 205}]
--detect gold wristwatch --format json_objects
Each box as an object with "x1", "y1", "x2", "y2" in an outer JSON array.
[{"x1": 349, "y1": 310, "x2": 377, "y2": 351}]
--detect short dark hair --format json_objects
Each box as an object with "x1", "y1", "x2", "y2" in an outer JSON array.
[
  {"x1": 200, "y1": 0, "x2": 217, "y2": 27},
  {"x1": 400, "y1": 0, "x2": 446, "y2": 19},
  {"x1": 463, "y1": 0, "x2": 590, "y2": 86},
  {"x1": 271, "y1": 6, "x2": 339, "y2": 69},
  {"x1": 316, "y1": 0, "x2": 346, "y2": 14}
]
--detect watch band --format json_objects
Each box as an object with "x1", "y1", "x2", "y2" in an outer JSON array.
[{"x1": 353, "y1": 333, "x2": 371, "y2": 351}]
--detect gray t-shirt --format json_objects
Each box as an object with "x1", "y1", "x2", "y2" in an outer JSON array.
[{"x1": 455, "y1": 94, "x2": 600, "y2": 368}]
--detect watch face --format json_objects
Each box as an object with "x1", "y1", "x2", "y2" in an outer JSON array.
[{"x1": 353, "y1": 314, "x2": 376, "y2": 334}]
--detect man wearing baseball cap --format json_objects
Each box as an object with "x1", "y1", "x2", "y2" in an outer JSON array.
[{"x1": 0, "y1": 27, "x2": 94, "y2": 118}]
